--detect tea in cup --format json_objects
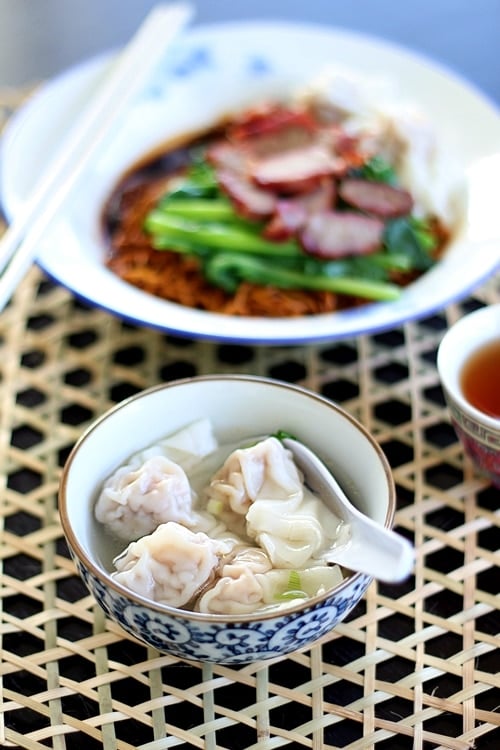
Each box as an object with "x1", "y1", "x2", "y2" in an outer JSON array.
[{"x1": 437, "y1": 303, "x2": 500, "y2": 487}]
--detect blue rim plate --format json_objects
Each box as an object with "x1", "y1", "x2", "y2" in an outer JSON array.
[{"x1": 1, "y1": 21, "x2": 499, "y2": 344}]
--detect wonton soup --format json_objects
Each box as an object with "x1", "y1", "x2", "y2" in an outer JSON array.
[{"x1": 94, "y1": 419, "x2": 350, "y2": 615}]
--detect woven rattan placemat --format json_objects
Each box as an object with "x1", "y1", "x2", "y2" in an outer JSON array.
[{"x1": 1, "y1": 87, "x2": 499, "y2": 750}]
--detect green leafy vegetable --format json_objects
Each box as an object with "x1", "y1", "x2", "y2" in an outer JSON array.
[
  {"x1": 160, "y1": 155, "x2": 219, "y2": 202},
  {"x1": 384, "y1": 216, "x2": 437, "y2": 270},
  {"x1": 204, "y1": 253, "x2": 401, "y2": 300},
  {"x1": 158, "y1": 198, "x2": 236, "y2": 222},
  {"x1": 357, "y1": 155, "x2": 397, "y2": 184},
  {"x1": 145, "y1": 212, "x2": 302, "y2": 257},
  {"x1": 272, "y1": 429, "x2": 298, "y2": 441}
]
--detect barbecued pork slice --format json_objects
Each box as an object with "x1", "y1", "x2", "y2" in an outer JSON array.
[
  {"x1": 301, "y1": 211, "x2": 384, "y2": 258},
  {"x1": 339, "y1": 178, "x2": 413, "y2": 218},
  {"x1": 217, "y1": 169, "x2": 276, "y2": 220},
  {"x1": 206, "y1": 140, "x2": 247, "y2": 172},
  {"x1": 263, "y1": 180, "x2": 336, "y2": 240},
  {"x1": 319, "y1": 126, "x2": 368, "y2": 169},
  {"x1": 206, "y1": 141, "x2": 276, "y2": 219},
  {"x1": 250, "y1": 144, "x2": 347, "y2": 194},
  {"x1": 227, "y1": 106, "x2": 319, "y2": 157}
]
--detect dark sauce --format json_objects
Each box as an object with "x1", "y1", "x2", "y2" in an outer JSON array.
[
  {"x1": 461, "y1": 338, "x2": 500, "y2": 419},
  {"x1": 101, "y1": 125, "x2": 224, "y2": 241}
]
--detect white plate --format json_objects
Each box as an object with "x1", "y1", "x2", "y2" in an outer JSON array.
[{"x1": 1, "y1": 21, "x2": 500, "y2": 344}]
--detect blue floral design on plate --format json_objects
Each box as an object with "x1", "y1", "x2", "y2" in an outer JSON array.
[
  {"x1": 246, "y1": 55, "x2": 273, "y2": 76},
  {"x1": 168, "y1": 45, "x2": 213, "y2": 78},
  {"x1": 139, "y1": 44, "x2": 213, "y2": 102}
]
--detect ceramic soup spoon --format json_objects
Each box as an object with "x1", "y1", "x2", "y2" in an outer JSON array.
[{"x1": 283, "y1": 437, "x2": 414, "y2": 583}]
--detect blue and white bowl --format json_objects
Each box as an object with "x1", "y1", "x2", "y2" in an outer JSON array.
[{"x1": 59, "y1": 375, "x2": 395, "y2": 664}]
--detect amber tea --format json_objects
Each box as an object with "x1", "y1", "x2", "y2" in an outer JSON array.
[{"x1": 460, "y1": 338, "x2": 500, "y2": 419}]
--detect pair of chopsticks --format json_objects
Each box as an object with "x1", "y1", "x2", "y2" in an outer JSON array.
[{"x1": 0, "y1": 2, "x2": 193, "y2": 312}]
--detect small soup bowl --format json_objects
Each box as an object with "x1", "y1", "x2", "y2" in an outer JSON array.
[
  {"x1": 437, "y1": 303, "x2": 500, "y2": 487},
  {"x1": 59, "y1": 375, "x2": 396, "y2": 664}
]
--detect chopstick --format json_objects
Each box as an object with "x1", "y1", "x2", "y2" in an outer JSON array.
[{"x1": 0, "y1": 2, "x2": 193, "y2": 312}]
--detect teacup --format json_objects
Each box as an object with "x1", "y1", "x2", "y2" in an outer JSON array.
[{"x1": 437, "y1": 303, "x2": 500, "y2": 487}]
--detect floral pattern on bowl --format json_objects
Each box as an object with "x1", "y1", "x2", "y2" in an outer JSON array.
[
  {"x1": 74, "y1": 554, "x2": 372, "y2": 663},
  {"x1": 451, "y1": 419, "x2": 500, "y2": 488}
]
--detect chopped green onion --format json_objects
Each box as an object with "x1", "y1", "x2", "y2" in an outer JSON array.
[
  {"x1": 207, "y1": 498, "x2": 223, "y2": 516},
  {"x1": 276, "y1": 571, "x2": 308, "y2": 601},
  {"x1": 277, "y1": 589, "x2": 309, "y2": 601}
]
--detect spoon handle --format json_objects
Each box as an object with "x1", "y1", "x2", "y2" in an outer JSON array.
[{"x1": 321, "y1": 516, "x2": 414, "y2": 583}]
